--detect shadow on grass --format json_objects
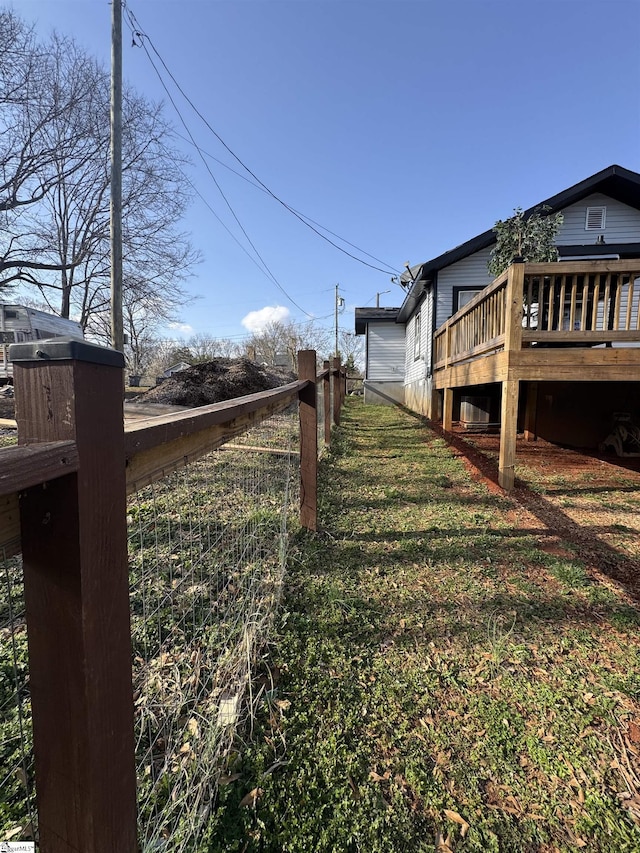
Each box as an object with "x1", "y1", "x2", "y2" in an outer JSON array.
[{"x1": 426, "y1": 421, "x2": 640, "y2": 606}]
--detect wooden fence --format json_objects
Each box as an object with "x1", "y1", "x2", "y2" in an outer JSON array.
[{"x1": 0, "y1": 341, "x2": 345, "y2": 851}]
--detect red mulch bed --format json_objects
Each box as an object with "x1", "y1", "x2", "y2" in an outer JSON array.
[{"x1": 432, "y1": 423, "x2": 640, "y2": 606}]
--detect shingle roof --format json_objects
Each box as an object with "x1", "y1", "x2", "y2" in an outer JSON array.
[{"x1": 354, "y1": 307, "x2": 401, "y2": 335}]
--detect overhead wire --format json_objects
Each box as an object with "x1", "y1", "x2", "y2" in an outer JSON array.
[
  {"x1": 124, "y1": 5, "x2": 401, "y2": 278},
  {"x1": 124, "y1": 7, "x2": 314, "y2": 318},
  {"x1": 172, "y1": 129, "x2": 399, "y2": 273}
]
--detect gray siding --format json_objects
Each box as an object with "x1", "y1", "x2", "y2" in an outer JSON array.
[
  {"x1": 556, "y1": 193, "x2": 640, "y2": 245},
  {"x1": 435, "y1": 247, "x2": 494, "y2": 328},
  {"x1": 367, "y1": 323, "x2": 405, "y2": 381}
]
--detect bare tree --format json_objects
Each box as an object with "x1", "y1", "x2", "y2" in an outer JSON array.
[
  {"x1": 243, "y1": 320, "x2": 331, "y2": 369},
  {"x1": 337, "y1": 329, "x2": 364, "y2": 374},
  {"x1": 0, "y1": 10, "x2": 198, "y2": 342},
  {"x1": 185, "y1": 334, "x2": 241, "y2": 362},
  {"x1": 0, "y1": 17, "x2": 103, "y2": 285}
]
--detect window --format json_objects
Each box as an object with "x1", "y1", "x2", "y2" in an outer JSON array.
[
  {"x1": 414, "y1": 312, "x2": 421, "y2": 360},
  {"x1": 453, "y1": 287, "x2": 484, "y2": 313},
  {"x1": 585, "y1": 206, "x2": 606, "y2": 231},
  {"x1": 3, "y1": 310, "x2": 17, "y2": 319}
]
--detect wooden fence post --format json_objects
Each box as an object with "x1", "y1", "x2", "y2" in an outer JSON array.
[
  {"x1": 323, "y1": 360, "x2": 331, "y2": 446},
  {"x1": 298, "y1": 350, "x2": 317, "y2": 532},
  {"x1": 332, "y1": 357, "x2": 341, "y2": 426},
  {"x1": 11, "y1": 339, "x2": 137, "y2": 852}
]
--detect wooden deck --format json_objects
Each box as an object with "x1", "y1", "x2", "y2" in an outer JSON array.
[{"x1": 432, "y1": 260, "x2": 640, "y2": 489}]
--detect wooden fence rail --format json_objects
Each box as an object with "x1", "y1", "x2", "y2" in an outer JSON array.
[{"x1": 1, "y1": 340, "x2": 345, "y2": 851}]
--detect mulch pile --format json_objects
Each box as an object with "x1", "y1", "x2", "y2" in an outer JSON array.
[{"x1": 133, "y1": 359, "x2": 296, "y2": 408}]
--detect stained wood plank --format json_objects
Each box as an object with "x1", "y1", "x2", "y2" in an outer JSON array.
[
  {"x1": 0, "y1": 441, "x2": 78, "y2": 497},
  {"x1": 124, "y1": 382, "x2": 303, "y2": 458},
  {"x1": 125, "y1": 396, "x2": 291, "y2": 494}
]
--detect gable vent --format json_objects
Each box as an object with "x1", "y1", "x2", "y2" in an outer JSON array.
[{"x1": 585, "y1": 206, "x2": 606, "y2": 231}]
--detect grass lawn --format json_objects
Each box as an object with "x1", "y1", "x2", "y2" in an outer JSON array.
[{"x1": 211, "y1": 399, "x2": 640, "y2": 852}]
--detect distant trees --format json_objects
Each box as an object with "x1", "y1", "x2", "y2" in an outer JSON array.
[
  {"x1": 0, "y1": 8, "x2": 197, "y2": 345},
  {"x1": 336, "y1": 330, "x2": 364, "y2": 374},
  {"x1": 137, "y1": 319, "x2": 355, "y2": 383},
  {"x1": 243, "y1": 320, "x2": 331, "y2": 371},
  {"x1": 488, "y1": 206, "x2": 564, "y2": 278}
]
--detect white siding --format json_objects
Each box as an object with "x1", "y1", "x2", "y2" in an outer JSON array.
[
  {"x1": 367, "y1": 323, "x2": 405, "y2": 381},
  {"x1": 436, "y1": 247, "x2": 494, "y2": 328},
  {"x1": 556, "y1": 193, "x2": 640, "y2": 245},
  {"x1": 403, "y1": 291, "x2": 434, "y2": 417},
  {"x1": 404, "y1": 291, "x2": 433, "y2": 384},
  {"x1": 404, "y1": 310, "x2": 419, "y2": 383}
]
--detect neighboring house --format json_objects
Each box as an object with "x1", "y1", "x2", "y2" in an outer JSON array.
[
  {"x1": 162, "y1": 361, "x2": 191, "y2": 378},
  {"x1": 354, "y1": 307, "x2": 405, "y2": 405}
]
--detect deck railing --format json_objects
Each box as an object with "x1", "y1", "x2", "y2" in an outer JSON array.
[{"x1": 434, "y1": 260, "x2": 640, "y2": 370}]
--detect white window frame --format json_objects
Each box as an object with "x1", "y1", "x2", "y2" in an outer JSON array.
[{"x1": 413, "y1": 312, "x2": 421, "y2": 360}]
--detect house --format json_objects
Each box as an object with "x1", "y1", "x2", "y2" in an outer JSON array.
[
  {"x1": 355, "y1": 165, "x2": 640, "y2": 487},
  {"x1": 354, "y1": 307, "x2": 405, "y2": 405},
  {"x1": 160, "y1": 361, "x2": 191, "y2": 380}
]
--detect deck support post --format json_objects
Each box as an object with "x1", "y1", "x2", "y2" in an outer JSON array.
[
  {"x1": 524, "y1": 381, "x2": 538, "y2": 442},
  {"x1": 443, "y1": 387, "x2": 453, "y2": 432},
  {"x1": 298, "y1": 350, "x2": 317, "y2": 531},
  {"x1": 429, "y1": 386, "x2": 440, "y2": 422},
  {"x1": 498, "y1": 260, "x2": 525, "y2": 490},
  {"x1": 11, "y1": 339, "x2": 137, "y2": 852},
  {"x1": 499, "y1": 378, "x2": 519, "y2": 490}
]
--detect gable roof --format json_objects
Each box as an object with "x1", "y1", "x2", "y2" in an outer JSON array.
[
  {"x1": 398, "y1": 164, "x2": 640, "y2": 322},
  {"x1": 355, "y1": 307, "x2": 401, "y2": 335}
]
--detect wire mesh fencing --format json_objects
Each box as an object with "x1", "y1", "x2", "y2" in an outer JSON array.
[
  {"x1": 128, "y1": 408, "x2": 299, "y2": 851},
  {"x1": 0, "y1": 549, "x2": 36, "y2": 842}
]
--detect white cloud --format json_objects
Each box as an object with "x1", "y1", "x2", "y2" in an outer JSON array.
[
  {"x1": 167, "y1": 322, "x2": 194, "y2": 336},
  {"x1": 241, "y1": 305, "x2": 290, "y2": 334}
]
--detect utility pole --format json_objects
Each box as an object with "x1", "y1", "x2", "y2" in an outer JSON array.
[
  {"x1": 376, "y1": 289, "x2": 390, "y2": 308},
  {"x1": 110, "y1": 0, "x2": 124, "y2": 353},
  {"x1": 334, "y1": 284, "x2": 344, "y2": 358}
]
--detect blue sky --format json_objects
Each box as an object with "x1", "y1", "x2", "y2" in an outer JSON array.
[{"x1": 19, "y1": 0, "x2": 640, "y2": 344}]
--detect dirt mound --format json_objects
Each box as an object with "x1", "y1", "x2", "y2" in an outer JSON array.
[{"x1": 136, "y1": 359, "x2": 296, "y2": 408}]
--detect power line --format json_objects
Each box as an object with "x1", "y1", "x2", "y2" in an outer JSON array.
[
  {"x1": 124, "y1": 5, "x2": 400, "y2": 277},
  {"x1": 124, "y1": 6, "x2": 314, "y2": 319},
  {"x1": 171, "y1": 129, "x2": 400, "y2": 273}
]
